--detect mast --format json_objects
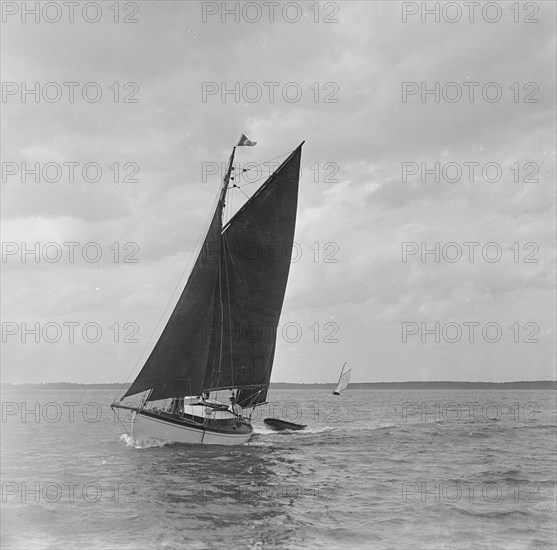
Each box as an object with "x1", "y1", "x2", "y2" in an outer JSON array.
[
  {"x1": 212, "y1": 144, "x2": 236, "y2": 392},
  {"x1": 339, "y1": 362, "x2": 346, "y2": 382},
  {"x1": 220, "y1": 146, "x2": 237, "y2": 209}
]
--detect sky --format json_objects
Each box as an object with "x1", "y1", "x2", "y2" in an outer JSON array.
[{"x1": 1, "y1": 1, "x2": 555, "y2": 385}]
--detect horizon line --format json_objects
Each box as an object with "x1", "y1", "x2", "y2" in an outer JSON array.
[{"x1": 1, "y1": 379, "x2": 555, "y2": 386}]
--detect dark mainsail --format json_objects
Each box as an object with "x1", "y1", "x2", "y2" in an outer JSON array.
[
  {"x1": 123, "y1": 142, "x2": 303, "y2": 404},
  {"x1": 203, "y1": 145, "x2": 301, "y2": 401}
]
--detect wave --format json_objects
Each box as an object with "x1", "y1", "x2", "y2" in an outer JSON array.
[
  {"x1": 253, "y1": 425, "x2": 339, "y2": 436},
  {"x1": 119, "y1": 433, "x2": 169, "y2": 449},
  {"x1": 511, "y1": 423, "x2": 557, "y2": 431},
  {"x1": 254, "y1": 421, "x2": 402, "y2": 435},
  {"x1": 454, "y1": 507, "x2": 533, "y2": 520}
]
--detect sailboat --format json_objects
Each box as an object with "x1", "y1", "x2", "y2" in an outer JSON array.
[
  {"x1": 112, "y1": 136, "x2": 303, "y2": 445},
  {"x1": 332, "y1": 362, "x2": 351, "y2": 395}
]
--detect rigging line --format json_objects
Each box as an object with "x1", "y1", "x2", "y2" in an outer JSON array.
[
  {"x1": 258, "y1": 150, "x2": 291, "y2": 166},
  {"x1": 239, "y1": 167, "x2": 274, "y2": 179},
  {"x1": 237, "y1": 179, "x2": 266, "y2": 189},
  {"x1": 243, "y1": 166, "x2": 274, "y2": 174},
  {"x1": 234, "y1": 149, "x2": 292, "y2": 187},
  {"x1": 113, "y1": 187, "x2": 222, "y2": 403},
  {"x1": 231, "y1": 184, "x2": 250, "y2": 200},
  {"x1": 227, "y1": 149, "x2": 291, "y2": 190}
]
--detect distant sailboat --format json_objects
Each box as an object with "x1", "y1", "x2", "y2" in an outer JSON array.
[
  {"x1": 112, "y1": 136, "x2": 304, "y2": 445},
  {"x1": 332, "y1": 363, "x2": 351, "y2": 395}
]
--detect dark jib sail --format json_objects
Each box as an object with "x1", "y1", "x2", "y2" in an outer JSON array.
[
  {"x1": 123, "y1": 142, "x2": 302, "y2": 405},
  {"x1": 123, "y1": 205, "x2": 222, "y2": 401}
]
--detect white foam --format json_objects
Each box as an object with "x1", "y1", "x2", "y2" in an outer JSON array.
[{"x1": 119, "y1": 433, "x2": 169, "y2": 449}]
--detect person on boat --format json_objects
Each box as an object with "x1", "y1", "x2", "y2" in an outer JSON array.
[
  {"x1": 228, "y1": 395, "x2": 242, "y2": 417},
  {"x1": 199, "y1": 392, "x2": 228, "y2": 410},
  {"x1": 169, "y1": 397, "x2": 184, "y2": 415},
  {"x1": 199, "y1": 392, "x2": 210, "y2": 403}
]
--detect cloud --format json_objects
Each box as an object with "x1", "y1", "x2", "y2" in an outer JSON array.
[{"x1": 2, "y1": 1, "x2": 555, "y2": 384}]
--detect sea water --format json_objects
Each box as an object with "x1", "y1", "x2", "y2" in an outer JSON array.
[{"x1": 1, "y1": 388, "x2": 555, "y2": 549}]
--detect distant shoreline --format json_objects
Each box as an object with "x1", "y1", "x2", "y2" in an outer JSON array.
[{"x1": 1, "y1": 381, "x2": 555, "y2": 390}]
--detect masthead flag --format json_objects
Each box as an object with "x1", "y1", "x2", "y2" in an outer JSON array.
[{"x1": 237, "y1": 134, "x2": 257, "y2": 147}]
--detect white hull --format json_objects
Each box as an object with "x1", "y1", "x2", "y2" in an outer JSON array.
[{"x1": 131, "y1": 410, "x2": 252, "y2": 446}]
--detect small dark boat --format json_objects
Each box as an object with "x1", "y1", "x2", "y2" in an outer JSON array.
[{"x1": 264, "y1": 418, "x2": 306, "y2": 431}]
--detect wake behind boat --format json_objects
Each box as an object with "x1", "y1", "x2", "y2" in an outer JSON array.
[{"x1": 112, "y1": 135, "x2": 304, "y2": 445}]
